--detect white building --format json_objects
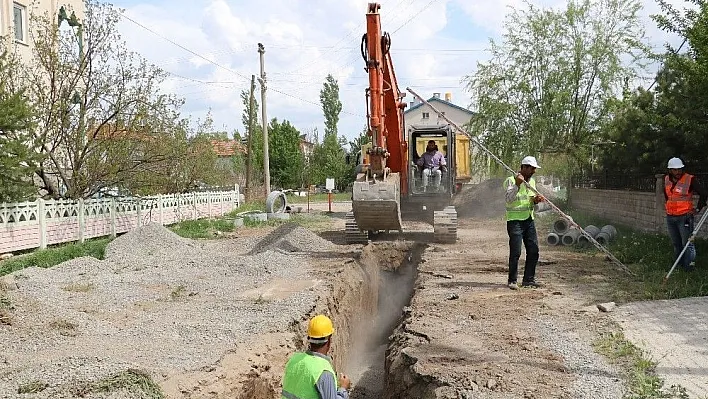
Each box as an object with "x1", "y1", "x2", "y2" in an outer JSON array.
[
  {"x1": 404, "y1": 92, "x2": 474, "y2": 132},
  {"x1": 405, "y1": 92, "x2": 490, "y2": 183},
  {"x1": 1, "y1": 0, "x2": 84, "y2": 62}
]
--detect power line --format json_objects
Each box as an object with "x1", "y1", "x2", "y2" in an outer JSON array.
[
  {"x1": 281, "y1": 0, "x2": 445, "y2": 95},
  {"x1": 392, "y1": 0, "x2": 441, "y2": 34},
  {"x1": 117, "y1": 11, "x2": 364, "y2": 117},
  {"x1": 648, "y1": 37, "x2": 688, "y2": 90},
  {"x1": 118, "y1": 12, "x2": 250, "y2": 82}
]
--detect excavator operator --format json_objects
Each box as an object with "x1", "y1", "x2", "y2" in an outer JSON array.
[{"x1": 416, "y1": 140, "x2": 447, "y2": 190}]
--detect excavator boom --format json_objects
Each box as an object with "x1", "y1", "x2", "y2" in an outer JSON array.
[{"x1": 346, "y1": 2, "x2": 407, "y2": 242}]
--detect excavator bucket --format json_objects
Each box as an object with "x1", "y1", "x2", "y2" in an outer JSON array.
[{"x1": 346, "y1": 173, "x2": 403, "y2": 243}]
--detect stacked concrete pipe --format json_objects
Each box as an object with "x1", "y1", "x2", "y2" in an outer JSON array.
[
  {"x1": 547, "y1": 217, "x2": 573, "y2": 246},
  {"x1": 596, "y1": 225, "x2": 618, "y2": 245},
  {"x1": 577, "y1": 225, "x2": 600, "y2": 248}
]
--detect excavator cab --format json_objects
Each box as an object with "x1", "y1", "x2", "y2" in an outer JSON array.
[{"x1": 409, "y1": 125, "x2": 456, "y2": 196}]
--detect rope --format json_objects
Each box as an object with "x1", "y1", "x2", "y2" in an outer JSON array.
[{"x1": 406, "y1": 87, "x2": 633, "y2": 275}]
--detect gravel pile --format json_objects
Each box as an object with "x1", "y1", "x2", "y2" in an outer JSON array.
[
  {"x1": 0, "y1": 223, "x2": 323, "y2": 398},
  {"x1": 535, "y1": 316, "x2": 625, "y2": 398},
  {"x1": 248, "y1": 222, "x2": 340, "y2": 255}
]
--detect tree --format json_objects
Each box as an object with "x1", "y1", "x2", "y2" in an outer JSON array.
[
  {"x1": 241, "y1": 86, "x2": 263, "y2": 195},
  {"x1": 348, "y1": 125, "x2": 370, "y2": 163},
  {"x1": 320, "y1": 74, "x2": 342, "y2": 138},
  {"x1": 463, "y1": 0, "x2": 649, "y2": 176},
  {"x1": 268, "y1": 118, "x2": 305, "y2": 189},
  {"x1": 600, "y1": 0, "x2": 708, "y2": 174},
  {"x1": 22, "y1": 0, "x2": 188, "y2": 199},
  {"x1": 0, "y1": 50, "x2": 40, "y2": 202}
]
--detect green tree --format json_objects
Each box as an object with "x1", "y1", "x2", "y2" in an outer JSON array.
[
  {"x1": 320, "y1": 74, "x2": 342, "y2": 138},
  {"x1": 311, "y1": 75, "x2": 352, "y2": 190},
  {"x1": 22, "y1": 0, "x2": 187, "y2": 198},
  {"x1": 268, "y1": 118, "x2": 305, "y2": 189},
  {"x1": 600, "y1": 0, "x2": 708, "y2": 174},
  {"x1": 0, "y1": 51, "x2": 40, "y2": 202},
  {"x1": 463, "y1": 0, "x2": 649, "y2": 176},
  {"x1": 241, "y1": 87, "x2": 263, "y2": 193}
]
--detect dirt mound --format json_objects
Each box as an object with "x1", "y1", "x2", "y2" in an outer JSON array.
[
  {"x1": 453, "y1": 178, "x2": 507, "y2": 218},
  {"x1": 248, "y1": 223, "x2": 338, "y2": 255}
]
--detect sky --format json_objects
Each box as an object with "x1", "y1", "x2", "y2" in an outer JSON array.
[{"x1": 110, "y1": 0, "x2": 688, "y2": 146}]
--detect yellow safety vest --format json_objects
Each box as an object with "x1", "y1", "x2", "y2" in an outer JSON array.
[
  {"x1": 281, "y1": 352, "x2": 337, "y2": 399},
  {"x1": 503, "y1": 176, "x2": 536, "y2": 221}
]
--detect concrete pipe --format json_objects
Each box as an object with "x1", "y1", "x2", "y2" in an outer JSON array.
[
  {"x1": 553, "y1": 216, "x2": 574, "y2": 235},
  {"x1": 266, "y1": 190, "x2": 288, "y2": 214},
  {"x1": 561, "y1": 227, "x2": 581, "y2": 246},
  {"x1": 546, "y1": 232, "x2": 560, "y2": 246},
  {"x1": 243, "y1": 212, "x2": 268, "y2": 222},
  {"x1": 577, "y1": 225, "x2": 600, "y2": 248},
  {"x1": 596, "y1": 225, "x2": 618, "y2": 246},
  {"x1": 267, "y1": 212, "x2": 291, "y2": 221}
]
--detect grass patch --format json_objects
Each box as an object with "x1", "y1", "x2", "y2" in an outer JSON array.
[
  {"x1": 170, "y1": 218, "x2": 235, "y2": 239},
  {"x1": 594, "y1": 330, "x2": 689, "y2": 398},
  {"x1": 49, "y1": 319, "x2": 79, "y2": 336},
  {"x1": 285, "y1": 192, "x2": 351, "y2": 204},
  {"x1": 543, "y1": 210, "x2": 708, "y2": 302},
  {"x1": 70, "y1": 369, "x2": 164, "y2": 398},
  {"x1": 17, "y1": 380, "x2": 48, "y2": 394},
  {"x1": 0, "y1": 238, "x2": 110, "y2": 278},
  {"x1": 170, "y1": 285, "x2": 186, "y2": 300},
  {"x1": 172, "y1": 210, "x2": 335, "y2": 239}
]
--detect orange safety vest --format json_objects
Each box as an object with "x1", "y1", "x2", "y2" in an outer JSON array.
[{"x1": 664, "y1": 173, "x2": 694, "y2": 216}]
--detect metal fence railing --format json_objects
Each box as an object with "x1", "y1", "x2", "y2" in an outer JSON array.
[
  {"x1": 571, "y1": 172, "x2": 657, "y2": 192},
  {"x1": 572, "y1": 172, "x2": 708, "y2": 193}
]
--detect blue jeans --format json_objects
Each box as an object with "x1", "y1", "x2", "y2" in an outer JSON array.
[
  {"x1": 507, "y1": 217, "x2": 540, "y2": 284},
  {"x1": 666, "y1": 214, "x2": 696, "y2": 270}
]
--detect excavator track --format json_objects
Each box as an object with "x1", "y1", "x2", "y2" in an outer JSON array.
[
  {"x1": 345, "y1": 211, "x2": 369, "y2": 244},
  {"x1": 433, "y1": 206, "x2": 457, "y2": 243}
]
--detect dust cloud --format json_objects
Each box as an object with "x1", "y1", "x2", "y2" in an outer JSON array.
[{"x1": 344, "y1": 243, "x2": 425, "y2": 399}]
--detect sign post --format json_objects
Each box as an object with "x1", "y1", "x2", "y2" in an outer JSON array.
[{"x1": 325, "y1": 178, "x2": 335, "y2": 213}]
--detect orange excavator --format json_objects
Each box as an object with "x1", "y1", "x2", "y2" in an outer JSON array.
[{"x1": 346, "y1": 2, "x2": 469, "y2": 244}]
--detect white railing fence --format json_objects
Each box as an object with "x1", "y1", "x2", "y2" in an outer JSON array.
[{"x1": 0, "y1": 186, "x2": 241, "y2": 254}]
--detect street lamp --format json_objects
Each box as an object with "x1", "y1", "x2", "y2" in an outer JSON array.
[{"x1": 591, "y1": 140, "x2": 616, "y2": 173}]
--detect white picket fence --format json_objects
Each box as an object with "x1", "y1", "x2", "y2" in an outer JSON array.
[{"x1": 0, "y1": 186, "x2": 241, "y2": 254}]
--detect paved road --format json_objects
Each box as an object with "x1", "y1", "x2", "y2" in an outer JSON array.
[{"x1": 613, "y1": 297, "x2": 708, "y2": 398}]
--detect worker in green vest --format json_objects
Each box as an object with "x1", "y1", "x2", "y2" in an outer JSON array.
[
  {"x1": 281, "y1": 314, "x2": 351, "y2": 399},
  {"x1": 503, "y1": 156, "x2": 545, "y2": 290}
]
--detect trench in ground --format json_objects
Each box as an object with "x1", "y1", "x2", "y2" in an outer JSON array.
[
  {"x1": 234, "y1": 240, "x2": 427, "y2": 399},
  {"x1": 345, "y1": 241, "x2": 426, "y2": 399}
]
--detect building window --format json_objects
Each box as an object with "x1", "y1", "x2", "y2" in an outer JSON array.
[
  {"x1": 422, "y1": 112, "x2": 429, "y2": 119},
  {"x1": 13, "y1": 3, "x2": 26, "y2": 43}
]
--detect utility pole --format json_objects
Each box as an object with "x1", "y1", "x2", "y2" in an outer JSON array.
[
  {"x1": 257, "y1": 43, "x2": 271, "y2": 195},
  {"x1": 245, "y1": 74, "x2": 256, "y2": 201}
]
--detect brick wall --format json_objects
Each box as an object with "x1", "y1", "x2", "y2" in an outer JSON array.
[{"x1": 569, "y1": 175, "x2": 708, "y2": 237}]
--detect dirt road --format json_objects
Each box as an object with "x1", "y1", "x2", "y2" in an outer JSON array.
[{"x1": 0, "y1": 200, "x2": 632, "y2": 398}]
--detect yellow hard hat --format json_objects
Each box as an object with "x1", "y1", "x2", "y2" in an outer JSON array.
[{"x1": 307, "y1": 315, "x2": 334, "y2": 341}]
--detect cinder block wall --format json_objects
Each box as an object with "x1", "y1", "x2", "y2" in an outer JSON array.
[
  {"x1": 569, "y1": 188, "x2": 660, "y2": 233},
  {"x1": 569, "y1": 175, "x2": 707, "y2": 237}
]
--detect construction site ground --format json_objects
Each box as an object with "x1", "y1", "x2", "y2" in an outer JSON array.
[{"x1": 1, "y1": 185, "x2": 705, "y2": 398}]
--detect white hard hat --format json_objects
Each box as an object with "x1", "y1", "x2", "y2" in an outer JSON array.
[
  {"x1": 521, "y1": 156, "x2": 541, "y2": 169},
  {"x1": 667, "y1": 157, "x2": 684, "y2": 169}
]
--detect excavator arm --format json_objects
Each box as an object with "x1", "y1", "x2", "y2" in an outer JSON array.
[
  {"x1": 362, "y1": 2, "x2": 408, "y2": 195},
  {"x1": 346, "y1": 2, "x2": 408, "y2": 243}
]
